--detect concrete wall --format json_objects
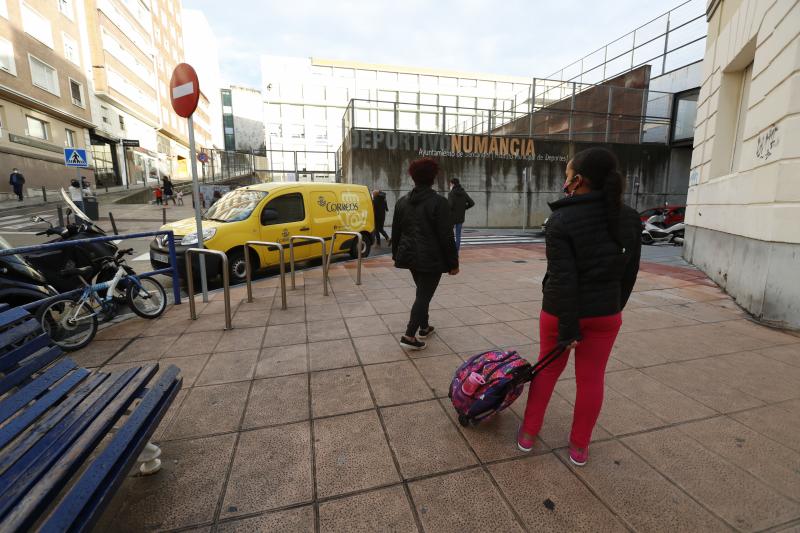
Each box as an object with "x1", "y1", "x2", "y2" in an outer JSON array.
[
  {"x1": 344, "y1": 129, "x2": 681, "y2": 228},
  {"x1": 686, "y1": 0, "x2": 800, "y2": 329}
]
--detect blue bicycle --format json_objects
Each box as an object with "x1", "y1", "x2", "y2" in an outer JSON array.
[{"x1": 38, "y1": 250, "x2": 167, "y2": 350}]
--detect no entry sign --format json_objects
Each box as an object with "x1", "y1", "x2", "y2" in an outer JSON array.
[{"x1": 170, "y1": 63, "x2": 200, "y2": 118}]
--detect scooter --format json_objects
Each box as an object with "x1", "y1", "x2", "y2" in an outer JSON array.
[
  {"x1": 641, "y1": 214, "x2": 685, "y2": 245},
  {"x1": 24, "y1": 189, "x2": 118, "y2": 293},
  {"x1": 0, "y1": 236, "x2": 58, "y2": 309}
]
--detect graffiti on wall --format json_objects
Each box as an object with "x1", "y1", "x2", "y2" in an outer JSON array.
[{"x1": 756, "y1": 125, "x2": 779, "y2": 160}]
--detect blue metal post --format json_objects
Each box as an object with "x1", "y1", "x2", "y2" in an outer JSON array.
[{"x1": 167, "y1": 231, "x2": 181, "y2": 305}]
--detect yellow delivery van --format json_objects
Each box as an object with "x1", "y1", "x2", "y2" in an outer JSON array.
[{"x1": 149, "y1": 182, "x2": 375, "y2": 282}]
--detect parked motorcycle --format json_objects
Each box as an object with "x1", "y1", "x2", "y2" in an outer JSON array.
[
  {"x1": 25, "y1": 189, "x2": 118, "y2": 293},
  {"x1": 641, "y1": 214, "x2": 685, "y2": 245},
  {"x1": 0, "y1": 236, "x2": 58, "y2": 308}
]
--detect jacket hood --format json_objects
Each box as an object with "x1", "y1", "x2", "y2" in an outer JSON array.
[
  {"x1": 375, "y1": 191, "x2": 386, "y2": 199},
  {"x1": 409, "y1": 186, "x2": 436, "y2": 205},
  {"x1": 548, "y1": 190, "x2": 605, "y2": 211},
  {"x1": 450, "y1": 185, "x2": 467, "y2": 196}
]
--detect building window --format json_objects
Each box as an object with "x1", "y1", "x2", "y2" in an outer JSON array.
[
  {"x1": 58, "y1": 0, "x2": 74, "y2": 20},
  {"x1": 62, "y1": 33, "x2": 79, "y2": 66},
  {"x1": 731, "y1": 63, "x2": 753, "y2": 173},
  {"x1": 0, "y1": 38, "x2": 15, "y2": 75},
  {"x1": 101, "y1": 105, "x2": 110, "y2": 124},
  {"x1": 672, "y1": 90, "x2": 699, "y2": 143},
  {"x1": 119, "y1": 115, "x2": 125, "y2": 130},
  {"x1": 69, "y1": 78, "x2": 84, "y2": 107},
  {"x1": 26, "y1": 115, "x2": 48, "y2": 140},
  {"x1": 65, "y1": 128, "x2": 75, "y2": 146},
  {"x1": 29, "y1": 55, "x2": 59, "y2": 95},
  {"x1": 21, "y1": 3, "x2": 53, "y2": 48}
]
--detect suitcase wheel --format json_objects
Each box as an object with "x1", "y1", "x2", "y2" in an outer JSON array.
[{"x1": 458, "y1": 414, "x2": 470, "y2": 427}]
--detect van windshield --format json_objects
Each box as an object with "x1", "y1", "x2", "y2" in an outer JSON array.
[{"x1": 203, "y1": 190, "x2": 268, "y2": 222}]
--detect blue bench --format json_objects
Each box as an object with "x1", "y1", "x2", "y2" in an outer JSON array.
[{"x1": 0, "y1": 306, "x2": 182, "y2": 531}]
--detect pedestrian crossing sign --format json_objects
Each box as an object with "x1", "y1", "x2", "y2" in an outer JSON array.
[{"x1": 64, "y1": 148, "x2": 89, "y2": 168}]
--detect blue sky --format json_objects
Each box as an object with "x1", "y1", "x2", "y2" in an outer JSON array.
[{"x1": 182, "y1": 0, "x2": 700, "y2": 88}]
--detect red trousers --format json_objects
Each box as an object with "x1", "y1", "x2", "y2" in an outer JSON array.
[{"x1": 522, "y1": 310, "x2": 622, "y2": 448}]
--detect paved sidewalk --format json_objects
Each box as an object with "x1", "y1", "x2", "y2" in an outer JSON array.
[{"x1": 72, "y1": 244, "x2": 800, "y2": 532}]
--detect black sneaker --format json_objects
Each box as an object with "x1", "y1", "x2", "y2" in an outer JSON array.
[
  {"x1": 400, "y1": 336, "x2": 427, "y2": 350},
  {"x1": 418, "y1": 326, "x2": 435, "y2": 339}
]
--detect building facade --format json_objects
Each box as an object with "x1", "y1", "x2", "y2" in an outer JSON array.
[
  {"x1": 0, "y1": 0, "x2": 96, "y2": 197},
  {"x1": 261, "y1": 56, "x2": 533, "y2": 178},
  {"x1": 685, "y1": 0, "x2": 800, "y2": 328}
]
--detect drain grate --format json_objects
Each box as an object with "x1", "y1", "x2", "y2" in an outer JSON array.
[{"x1": 512, "y1": 260, "x2": 528, "y2": 263}]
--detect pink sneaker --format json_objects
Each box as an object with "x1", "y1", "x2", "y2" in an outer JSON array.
[
  {"x1": 569, "y1": 443, "x2": 588, "y2": 466},
  {"x1": 517, "y1": 429, "x2": 536, "y2": 452}
]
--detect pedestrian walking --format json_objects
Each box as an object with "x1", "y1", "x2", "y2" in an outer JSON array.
[
  {"x1": 162, "y1": 176, "x2": 176, "y2": 205},
  {"x1": 154, "y1": 187, "x2": 163, "y2": 205},
  {"x1": 68, "y1": 179, "x2": 84, "y2": 212},
  {"x1": 517, "y1": 147, "x2": 641, "y2": 467},
  {"x1": 448, "y1": 178, "x2": 474, "y2": 250},
  {"x1": 392, "y1": 157, "x2": 459, "y2": 351},
  {"x1": 176, "y1": 189, "x2": 184, "y2": 205},
  {"x1": 9, "y1": 168, "x2": 25, "y2": 201},
  {"x1": 371, "y1": 189, "x2": 390, "y2": 246}
]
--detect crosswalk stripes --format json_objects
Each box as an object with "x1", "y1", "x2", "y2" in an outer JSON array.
[
  {"x1": 460, "y1": 234, "x2": 544, "y2": 246},
  {"x1": 0, "y1": 210, "x2": 57, "y2": 231}
]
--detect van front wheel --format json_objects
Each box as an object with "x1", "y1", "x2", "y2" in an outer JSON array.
[
  {"x1": 228, "y1": 249, "x2": 256, "y2": 284},
  {"x1": 349, "y1": 235, "x2": 371, "y2": 260}
]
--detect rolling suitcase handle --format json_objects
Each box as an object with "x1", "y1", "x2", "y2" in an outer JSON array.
[{"x1": 519, "y1": 342, "x2": 570, "y2": 384}]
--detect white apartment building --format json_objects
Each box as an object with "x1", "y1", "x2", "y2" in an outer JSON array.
[
  {"x1": 685, "y1": 0, "x2": 800, "y2": 329},
  {"x1": 261, "y1": 56, "x2": 533, "y2": 177}
]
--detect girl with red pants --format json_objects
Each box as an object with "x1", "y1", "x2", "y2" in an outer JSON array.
[{"x1": 517, "y1": 147, "x2": 642, "y2": 466}]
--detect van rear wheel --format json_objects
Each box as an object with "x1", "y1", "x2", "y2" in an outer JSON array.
[{"x1": 349, "y1": 234, "x2": 371, "y2": 259}]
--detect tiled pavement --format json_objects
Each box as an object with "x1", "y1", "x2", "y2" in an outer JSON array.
[{"x1": 76, "y1": 244, "x2": 800, "y2": 532}]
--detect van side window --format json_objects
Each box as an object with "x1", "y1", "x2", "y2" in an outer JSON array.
[{"x1": 261, "y1": 193, "x2": 305, "y2": 225}]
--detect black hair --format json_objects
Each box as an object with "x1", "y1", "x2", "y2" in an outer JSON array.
[
  {"x1": 449, "y1": 178, "x2": 460, "y2": 186},
  {"x1": 408, "y1": 157, "x2": 439, "y2": 187},
  {"x1": 570, "y1": 147, "x2": 625, "y2": 246}
]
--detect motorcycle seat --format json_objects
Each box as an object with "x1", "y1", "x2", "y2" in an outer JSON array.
[{"x1": 62, "y1": 266, "x2": 93, "y2": 278}]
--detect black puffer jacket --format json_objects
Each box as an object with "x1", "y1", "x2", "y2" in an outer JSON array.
[
  {"x1": 448, "y1": 184, "x2": 475, "y2": 225},
  {"x1": 542, "y1": 191, "x2": 641, "y2": 342},
  {"x1": 392, "y1": 187, "x2": 458, "y2": 273}
]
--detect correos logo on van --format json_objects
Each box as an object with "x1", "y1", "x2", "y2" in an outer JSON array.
[{"x1": 318, "y1": 195, "x2": 359, "y2": 213}]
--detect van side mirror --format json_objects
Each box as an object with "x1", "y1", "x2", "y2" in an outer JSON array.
[{"x1": 261, "y1": 208, "x2": 278, "y2": 224}]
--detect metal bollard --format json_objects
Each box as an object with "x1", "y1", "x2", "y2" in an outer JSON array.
[
  {"x1": 41, "y1": 186, "x2": 47, "y2": 203},
  {"x1": 186, "y1": 248, "x2": 232, "y2": 330},
  {"x1": 244, "y1": 241, "x2": 287, "y2": 310},
  {"x1": 109, "y1": 211, "x2": 118, "y2": 235},
  {"x1": 328, "y1": 231, "x2": 363, "y2": 286},
  {"x1": 56, "y1": 205, "x2": 64, "y2": 226},
  {"x1": 161, "y1": 206, "x2": 167, "y2": 226},
  {"x1": 288, "y1": 236, "x2": 328, "y2": 296}
]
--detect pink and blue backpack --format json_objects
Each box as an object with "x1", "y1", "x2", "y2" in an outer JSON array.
[{"x1": 449, "y1": 344, "x2": 566, "y2": 427}]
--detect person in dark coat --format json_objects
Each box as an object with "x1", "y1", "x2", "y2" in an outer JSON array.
[
  {"x1": 447, "y1": 178, "x2": 474, "y2": 250},
  {"x1": 162, "y1": 176, "x2": 176, "y2": 205},
  {"x1": 9, "y1": 168, "x2": 25, "y2": 201},
  {"x1": 392, "y1": 157, "x2": 459, "y2": 350},
  {"x1": 372, "y1": 189, "x2": 390, "y2": 245},
  {"x1": 517, "y1": 147, "x2": 641, "y2": 467}
]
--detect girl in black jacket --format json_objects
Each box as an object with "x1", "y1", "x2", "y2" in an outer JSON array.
[
  {"x1": 392, "y1": 158, "x2": 459, "y2": 350},
  {"x1": 517, "y1": 147, "x2": 641, "y2": 466}
]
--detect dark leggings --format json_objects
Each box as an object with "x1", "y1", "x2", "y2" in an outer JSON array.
[{"x1": 405, "y1": 270, "x2": 442, "y2": 338}]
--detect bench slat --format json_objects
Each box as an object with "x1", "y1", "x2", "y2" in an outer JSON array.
[
  {"x1": 0, "y1": 317, "x2": 39, "y2": 354},
  {"x1": 1, "y1": 365, "x2": 157, "y2": 531},
  {"x1": 0, "y1": 332, "x2": 50, "y2": 374},
  {"x1": 0, "y1": 346, "x2": 63, "y2": 397},
  {"x1": 0, "y1": 307, "x2": 28, "y2": 331},
  {"x1": 0, "y1": 369, "x2": 136, "y2": 519},
  {"x1": 0, "y1": 358, "x2": 76, "y2": 425},
  {"x1": 0, "y1": 372, "x2": 108, "y2": 478},
  {"x1": 41, "y1": 365, "x2": 181, "y2": 532},
  {"x1": 0, "y1": 368, "x2": 90, "y2": 450}
]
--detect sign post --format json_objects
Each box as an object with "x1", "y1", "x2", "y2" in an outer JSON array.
[
  {"x1": 170, "y1": 63, "x2": 208, "y2": 302},
  {"x1": 64, "y1": 147, "x2": 89, "y2": 216}
]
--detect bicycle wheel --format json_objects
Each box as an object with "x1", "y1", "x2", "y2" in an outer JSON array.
[
  {"x1": 127, "y1": 277, "x2": 167, "y2": 319},
  {"x1": 38, "y1": 297, "x2": 98, "y2": 351}
]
